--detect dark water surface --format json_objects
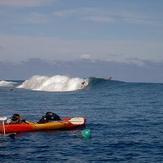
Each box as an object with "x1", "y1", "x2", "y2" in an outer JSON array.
[{"x1": 0, "y1": 80, "x2": 163, "y2": 162}]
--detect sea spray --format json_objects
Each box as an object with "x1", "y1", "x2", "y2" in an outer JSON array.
[
  {"x1": 17, "y1": 75, "x2": 89, "y2": 92},
  {"x1": 0, "y1": 80, "x2": 16, "y2": 87}
]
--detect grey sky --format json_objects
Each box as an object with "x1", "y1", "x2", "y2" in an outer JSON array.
[{"x1": 0, "y1": 0, "x2": 163, "y2": 64}]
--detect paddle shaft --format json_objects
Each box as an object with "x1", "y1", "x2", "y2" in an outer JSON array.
[{"x1": 2, "y1": 121, "x2": 6, "y2": 135}]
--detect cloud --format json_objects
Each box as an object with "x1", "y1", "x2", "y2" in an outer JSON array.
[
  {"x1": 25, "y1": 13, "x2": 49, "y2": 24},
  {"x1": 53, "y1": 9, "x2": 78, "y2": 17},
  {"x1": 125, "y1": 58, "x2": 146, "y2": 66},
  {"x1": 53, "y1": 7, "x2": 162, "y2": 25},
  {"x1": 80, "y1": 54, "x2": 92, "y2": 60},
  {"x1": 0, "y1": 0, "x2": 55, "y2": 7},
  {"x1": 0, "y1": 9, "x2": 50, "y2": 25},
  {"x1": 83, "y1": 16, "x2": 115, "y2": 23},
  {"x1": 0, "y1": 35, "x2": 162, "y2": 64}
]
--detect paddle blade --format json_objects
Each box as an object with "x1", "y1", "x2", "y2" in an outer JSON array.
[
  {"x1": 0, "y1": 116, "x2": 7, "y2": 121},
  {"x1": 69, "y1": 117, "x2": 85, "y2": 125}
]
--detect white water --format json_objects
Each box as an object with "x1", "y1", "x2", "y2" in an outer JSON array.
[
  {"x1": 0, "y1": 80, "x2": 16, "y2": 87},
  {"x1": 17, "y1": 75, "x2": 89, "y2": 92}
]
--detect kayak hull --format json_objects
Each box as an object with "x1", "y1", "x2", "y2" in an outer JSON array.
[{"x1": 0, "y1": 117, "x2": 86, "y2": 134}]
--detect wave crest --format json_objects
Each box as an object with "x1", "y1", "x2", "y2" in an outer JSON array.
[
  {"x1": 0, "y1": 80, "x2": 16, "y2": 87},
  {"x1": 17, "y1": 75, "x2": 89, "y2": 92}
]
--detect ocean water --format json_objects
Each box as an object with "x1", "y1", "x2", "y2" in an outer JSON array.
[{"x1": 0, "y1": 76, "x2": 163, "y2": 162}]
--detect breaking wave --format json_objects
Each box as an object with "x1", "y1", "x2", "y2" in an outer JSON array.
[
  {"x1": 17, "y1": 75, "x2": 89, "y2": 92},
  {"x1": 0, "y1": 80, "x2": 16, "y2": 87}
]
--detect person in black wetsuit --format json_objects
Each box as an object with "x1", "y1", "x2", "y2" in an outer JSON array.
[
  {"x1": 9, "y1": 114, "x2": 27, "y2": 124},
  {"x1": 38, "y1": 112, "x2": 61, "y2": 123}
]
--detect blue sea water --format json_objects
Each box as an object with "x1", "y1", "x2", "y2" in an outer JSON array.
[{"x1": 0, "y1": 78, "x2": 163, "y2": 162}]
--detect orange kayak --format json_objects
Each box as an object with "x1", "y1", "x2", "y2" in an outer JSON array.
[{"x1": 0, "y1": 117, "x2": 86, "y2": 134}]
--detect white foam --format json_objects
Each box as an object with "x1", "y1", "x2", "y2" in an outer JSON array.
[
  {"x1": 17, "y1": 75, "x2": 89, "y2": 92},
  {"x1": 0, "y1": 80, "x2": 15, "y2": 87}
]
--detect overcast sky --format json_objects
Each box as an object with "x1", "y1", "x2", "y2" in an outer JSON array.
[{"x1": 0, "y1": 0, "x2": 163, "y2": 63}]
